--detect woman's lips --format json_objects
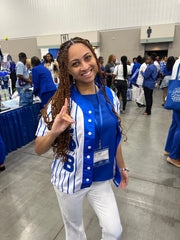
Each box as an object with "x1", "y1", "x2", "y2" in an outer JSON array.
[{"x1": 81, "y1": 69, "x2": 93, "y2": 78}]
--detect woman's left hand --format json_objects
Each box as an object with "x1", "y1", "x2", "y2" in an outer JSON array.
[{"x1": 119, "y1": 171, "x2": 128, "y2": 189}]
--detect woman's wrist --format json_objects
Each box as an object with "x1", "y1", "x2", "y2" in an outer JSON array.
[{"x1": 119, "y1": 167, "x2": 129, "y2": 172}]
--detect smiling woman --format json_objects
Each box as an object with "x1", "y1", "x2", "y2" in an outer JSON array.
[{"x1": 34, "y1": 37, "x2": 128, "y2": 240}]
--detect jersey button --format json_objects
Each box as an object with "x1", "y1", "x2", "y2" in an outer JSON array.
[
  {"x1": 88, "y1": 132, "x2": 92, "y2": 136},
  {"x1": 87, "y1": 166, "x2": 91, "y2": 170},
  {"x1": 86, "y1": 178, "x2": 90, "y2": 182},
  {"x1": 88, "y1": 119, "x2": 92, "y2": 122},
  {"x1": 88, "y1": 110, "x2": 92, "y2": 114},
  {"x1": 87, "y1": 155, "x2": 90, "y2": 159},
  {"x1": 88, "y1": 146, "x2": 91, "y2": 149}
]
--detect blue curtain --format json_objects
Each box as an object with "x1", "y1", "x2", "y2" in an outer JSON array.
[
  {"x1": 49, "y1": 48, "x2": 59, "y2": 60},
  {"x1": 0, "y1": 103, "x2": 41, "y2": 155}
]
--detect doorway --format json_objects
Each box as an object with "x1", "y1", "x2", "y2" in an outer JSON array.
[{"x1": 145, "y1": 50, "x2": 168, "y2": 59}]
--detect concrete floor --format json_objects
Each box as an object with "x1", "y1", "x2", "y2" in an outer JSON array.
[{"x1": 0, "y1": 89, "x2": 180, "y2": 240}]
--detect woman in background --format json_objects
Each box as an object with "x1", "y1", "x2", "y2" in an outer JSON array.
[
  {"x1": 31, "y1": 56, "x2": 57, "y2": 109},
  {"x1": 44, "y1": 53, "x2": 59, "y2": 84},
  {"x1": 160, "y1": 56, "x2": 175, "y2": 106},
  {"x1": 136, "y1": 57, "x2": 147, "y2": 107},
  {"x1": 164, "y1": 57, "x2": 180, "y2": 167},
  {"x1": 113, "y1": 56, "x2": 132, "y2": 113},
  {"x1": 104, "y1": 54, "x2": 116, "y2": 87}
]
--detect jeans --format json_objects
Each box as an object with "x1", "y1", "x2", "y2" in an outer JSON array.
[
  {"x1": 54, "y1": 181, "x2": 122, "y2": 240},
  {"x1": 114, "y1": 80, "x2": 128, "y2": 111},
  {"x1": 144, "y1": 87, "x2": 153, "y2": 114},
  {"x1": 165, "y1": 110, "x2": 180, "y2": 159}
]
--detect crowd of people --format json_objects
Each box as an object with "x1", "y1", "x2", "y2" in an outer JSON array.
[{"x1": 0, "y1": 37, "x2": 179, "y2": 239}]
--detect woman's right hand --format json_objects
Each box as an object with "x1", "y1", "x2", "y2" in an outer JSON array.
[{"x1": 51, "y1": 98, "x2": 75, "y2": 137}]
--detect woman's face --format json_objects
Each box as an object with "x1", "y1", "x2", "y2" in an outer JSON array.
[
  {"x1": 46, "y1": 54, "x2": 52, "y2": 62},
  {"x1": 68, "y1": 43, "x2": 98, "y2": 84}
]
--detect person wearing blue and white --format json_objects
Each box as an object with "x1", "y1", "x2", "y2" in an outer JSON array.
[
  {"x1": 16, "y1": 52, "x2": 32, "y2": 105},
  {"x1": 136, "y1": 57, "x2": 147, "y2": 107},
  {"x1": 31, "y1": 56, "x2": 57, "y2": 109},
  {"x1": 160, "y1": 56, "x2": 175, "y2": 106},
  {"x1": 164, "y1": 57, "x2": 180, "y2": 167},
  {"x1": 35, "y1": 37, "x2": 128, "y2": 240},
  {"x1": 140, "y1": 55, "x2": 158, "y2": 115}
]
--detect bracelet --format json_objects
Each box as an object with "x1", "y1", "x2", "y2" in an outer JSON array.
[{"x1": 119, "y1": 168, "x2": 129, "y2": 172}]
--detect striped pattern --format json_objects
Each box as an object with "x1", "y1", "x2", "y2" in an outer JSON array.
[{"x1": 36, "y1": 88, "x2": 120, "y2": 194}]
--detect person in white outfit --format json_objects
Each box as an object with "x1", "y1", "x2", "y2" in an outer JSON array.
[{"x1": 136, "y1": 57, "x2": 147, "y2": 107}]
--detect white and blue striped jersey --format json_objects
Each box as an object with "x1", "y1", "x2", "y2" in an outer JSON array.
[{"x1": 36, "y1": 86, "x2": 121, "y2": 194}]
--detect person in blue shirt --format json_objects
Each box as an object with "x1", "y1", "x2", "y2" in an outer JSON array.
[
  {"x1": 35, "y1": 37, "x2": 128, "y2": 240},
  {"x1": 31, "y1": 56, "x2": 57, "y2": 109},
  {"x1": 164, "y1": 57, "x2": 180, "y2": 167},
  {"x1": 160, "y1": 56, "x2": 175, "y2": 106},
  {"x1": 140, "y1": 55, "x2": 157, "y2": 115}
]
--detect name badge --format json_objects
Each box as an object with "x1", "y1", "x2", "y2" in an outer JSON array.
[{"x1": 93, "y1": 148, "x2": 109, "y2": 168}]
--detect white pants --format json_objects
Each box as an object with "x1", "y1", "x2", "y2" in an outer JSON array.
[
  {"x1": 136, "y1": 86, "x2": 145, "y2": 105},
  {"x1": 54, "y1": 181, "x2": 122, "y2": 240}
]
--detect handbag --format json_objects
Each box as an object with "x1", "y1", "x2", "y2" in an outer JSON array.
[
  {"x1": 165, "y1": 63, "x2": 180, "y2": 111},
  {"x1": 18, "y1": 79, "x2": 28, "y2": 86}
]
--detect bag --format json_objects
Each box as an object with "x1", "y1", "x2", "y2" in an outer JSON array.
[
  {"x1": 18, "y1": 79, "x2": 28, "y2": 86},
  {"x1": 129, "y1": 68, "x2": 139, "y2": 88},
  {"x1": 19, "y1": 89, "x2": 33, "y2": 106},
  {"x1": 165, "y1": 64, "x2": 180, "y2": 111}
]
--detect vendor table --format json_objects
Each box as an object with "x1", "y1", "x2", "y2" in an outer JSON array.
[{"x1": 0, "y1": 102, "x2": 41, "y2": 154}]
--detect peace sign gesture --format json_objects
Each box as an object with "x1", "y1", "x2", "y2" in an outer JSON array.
[{"x1": 51, "y1": 98, "x2": 75, "y2": 137}]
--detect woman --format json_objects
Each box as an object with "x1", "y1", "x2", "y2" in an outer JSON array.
[
  {"x1": 104, "y1": 54, "x2": 116, "y2": 87},
  {"x1": 31, "y1": 56, "x2": 57, "y2": 109},
  {"x1": 140, "y1": 55, "x2": 157, "y2": 115},
  {"x1": 44, "y1": 53, "x2": 59, "y2": 83},
  {"x1": 0, "y1": 134, "x2": 6, "y2": 172},
  {"x1": 113, "y1": 56, "x2": 132, "y2": 113},
  {"x1": 35, "y1": 37, "x2": 128, "y2": 240},
  {"x1": 164, "y1": 57, "x2": 180, "y2": 167},
  {"x1": 160, "y1": 56, "x2": 175, "y2": 106},
  {"x1": 136, "y1": 57, "x2": 147, "y2": 107},
  {"x1": 131, "y1": 55, "x2": 142, "y2": 75}
]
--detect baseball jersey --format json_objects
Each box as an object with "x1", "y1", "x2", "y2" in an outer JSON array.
[{"x1": 36, "y1": 85, "x2": 122, "y2": 194}]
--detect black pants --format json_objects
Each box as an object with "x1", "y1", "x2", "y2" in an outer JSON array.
[
  {"x1": 114, "y1": 80, "x2": 128, "y2": 111},
  {"x1": 10, "y1": 71, "x2": 17, "y2": 92},
  {"x1": 144, "y1": 87, "x2": 153, "y2": 115},
  {"x1": 106, "y1": 78, "x2": 112, "y2": 88}
]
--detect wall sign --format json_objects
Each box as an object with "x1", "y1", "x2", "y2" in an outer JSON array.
[{"x1": 140, "y1": 24, "x2": 175, "y2": 44}]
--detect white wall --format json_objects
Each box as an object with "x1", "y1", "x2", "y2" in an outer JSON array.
[{"x1": 0, "y1": 0, "x2": 180, "y2": 40}]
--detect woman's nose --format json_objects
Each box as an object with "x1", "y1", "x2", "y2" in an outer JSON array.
[{"x1": 80, "y1": 61, "x2": 89, "y2": 71}]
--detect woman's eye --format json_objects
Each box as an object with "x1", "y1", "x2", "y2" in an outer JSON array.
[
  {"x1": 72, "y1": 62, "x2": 79, "y2": 67},
  {"x1": 85, "y1": 55, "x2": 92, "y2": 61}
]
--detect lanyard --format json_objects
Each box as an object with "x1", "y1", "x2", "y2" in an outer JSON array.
[
  {"x1": 75, "y1": 85, "x2": 103, "y2": 149},
  {"x1": 95, "y1": 86, "x2": 103, "y2": 149}
]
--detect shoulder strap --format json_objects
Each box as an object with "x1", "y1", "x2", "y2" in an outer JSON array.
[{"x1": 175, "y1": 63, "x2": 180, "y2": 80}]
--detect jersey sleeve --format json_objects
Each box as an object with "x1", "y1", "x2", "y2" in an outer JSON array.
[
  {"x1": 113, "y1": 92, "x2": 120, "y2": 116},
  {"x1": 35, "y1": 103, "x2": 52, "y2": 137}
]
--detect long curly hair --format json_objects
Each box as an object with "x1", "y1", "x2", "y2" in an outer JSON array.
[{"x1": 42, "y1": 37, "x2": 124, "y2": 161}]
